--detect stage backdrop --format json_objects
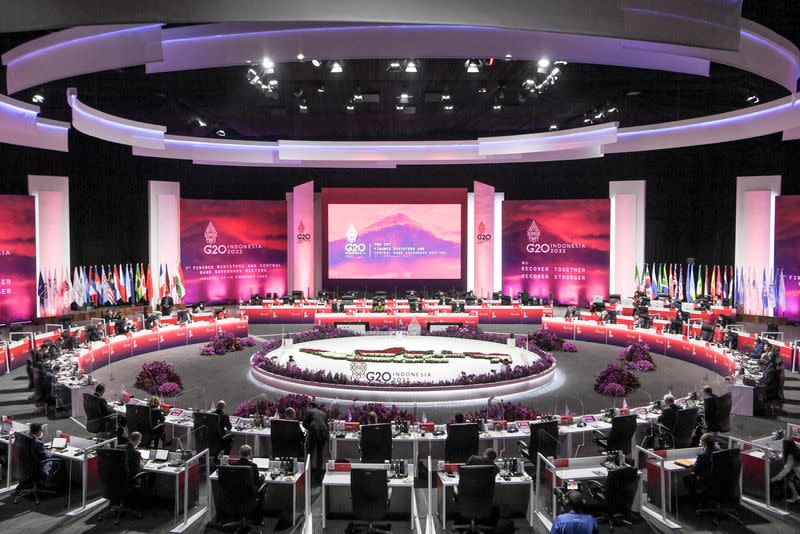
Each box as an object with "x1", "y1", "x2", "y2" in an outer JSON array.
[
  {"x1": 0, "y1": 194, "x2": 36, "y2": 324},
  {"x1": 775, "y1": 195, "x2": 800, "y2": 321},
  {"x1": 180, "y1": 199, "x2": 287, "y2": 304},
  {"x1": 322, "y1": 188, "x2": 467, "y2": 291},
  {"x1": 502, "y1": 199, "x2": 610, "y2": 305}
]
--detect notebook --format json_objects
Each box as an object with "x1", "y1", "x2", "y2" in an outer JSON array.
[{"x1": 675, "y1": 458, "x2": 695, "y2": 468}]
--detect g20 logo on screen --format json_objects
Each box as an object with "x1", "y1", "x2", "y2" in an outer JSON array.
[
  {"x1": 203, "y1": 221, "x2": 227, "y2": 254},
  {"x1": 476, "y1": 221, "x2": 492, "y2": 242},
  {"x1": 344, "y1": 223, "x2": 366, "y2": 254},
  {"x1": 296, "y1": 221, "x2": 311, "y2": 242},
  {"x1": 525, "y1": 219, "x2": 551, "y2": 253}
]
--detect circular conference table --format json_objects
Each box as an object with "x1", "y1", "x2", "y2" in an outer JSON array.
[{"x1": 542, "y1": 317, "x2": 797, "y2": 376}]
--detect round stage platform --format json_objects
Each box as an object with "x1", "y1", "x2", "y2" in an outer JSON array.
[{"x1": 249, "y1": 334, "x2": 557, "y2": 405}]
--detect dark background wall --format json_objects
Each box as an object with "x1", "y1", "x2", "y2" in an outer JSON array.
[{"x1": 2, "y1": 131, "x2": 799, "y2": 272}]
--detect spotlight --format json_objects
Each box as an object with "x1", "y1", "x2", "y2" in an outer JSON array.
[
  {"x1": 441, "y1": 93, "x2": 451, "y2": 101},
  {"x1": 608, "y1": 106, "x2": 618, "y2": 113},
  {"x1": 317, "y1": 83, "x2": 327, "y2": 93},
  {"x1": 388, "y1": 61, "x2": 402, "y2": 72},
  {"x1": 492, "y1": 103, "x2": 502, "y2": 111},
  {"x1": 537, "y1": 58, "x2": 551, "y2": 69},
  {"x1": 399, "y1": 87, "x2": 410, "y2": 103},
  {"x1": 268, "y1": 79, "x2": 278, "y2": 86},
  {"x1": 330, "y1": 61, "x2": 342, "y2": 73},
  {"x1": 396, "y1": 104, "x2": 405, "y2": 111},
  {"x1": 524, "y1": 79, "x2": 536, "y2": 88},
  {"x1": 746, "y1": 94, "x2": 759, "y2": 104},
  {"x1": 466, "y1": 59, "x2": 480, "y2": 73},
  {"x1": 346, "y1": 102, "x2": 355, "y2": 112},
  {"x1": 196, "y1": 118, "x2": 206, "y2": 127},
  {"x1": 504, "y1": 53, "x2": 513, "y2": 59},
  {"x1": 262, "y1": 58, "x2": 275, "y2": 73},
  {"x1": 443, "y1": 103, "x2": 454, "y2": 111},
  {"x1": 549, "y1": 124, "x2": 558, "y2": 131},
  {"x1": 299, "y1": 102, "x2": 308, "y2": 113},
  {"x1": 31, "y1": 94, "x2": 45, "y2": 104},
  {"x1": 405, "y1": 60, "x2": 417, "y2": 73},
  {"x1": 353, "y1": 87, "x2": 363, "y2": 102},
  {"x1": 477, "y1": 86, "x2": 487, "y2": 93},
  {"x1": 216, "y1": 129, "x2": 226, "y2": 137},
  {"x1": 296, "y1": 53, "x2": 305, "y2": 61},
  {"x1": 311, "y1": 59, "x2": 321, "y2": 67}
]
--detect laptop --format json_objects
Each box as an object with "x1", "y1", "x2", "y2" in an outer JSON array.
[
  {"x1": 153, "y1": 449, "x2": 169, "y2": 462},
  {"x1": 51, "y1": 437, "x2": 68, "y2": 449},
  {"x1": 138, "y1": 449, "x2": 152, "y2": 461}
]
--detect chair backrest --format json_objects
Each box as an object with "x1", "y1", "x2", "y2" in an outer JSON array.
[
  {"x1": 672, "y1": 407, "x2": 700, "y2": 448},
  {"x1": 528, "y1": 420, "x2": 559, "y2": 460},
  {"x1": 445, "y1": 423, "x2": 479, "y2": 463},
  {"x1": 602, "y1": 466, "x2": 639, "y2": 513},
  {"x1": 270, "y1": 419, "x2": 305, "y2": 459},
  {"x1": 350, "y1": 468, "x2": 389, "y2": 522},
  {"x1": 712, "y1": 393, "x2": 732, "y2": 433},
  {"x1": 606, "y1": 415, "x2": 637, "y2": 454},
  {"x1": 710, "y1": 448, "x2": 741, "y2": 506},
  {"x1": 126, "y1": 404, "x2": 154, "y2": 443},
  {"x1": 32, "y1": 368, "x2": 45, "y2": 403},
  {"x1": 700, "y1": 324, "x2": 715, "y2": 341},
  {"x1": 194, "y1": 412, "x2": 222, "y2": 455},
  {"x1": 97, "y1": 447, "x2": 130, "y2": 502},
  {"x1": 83, "y1": 393, "x2": 106, "y2": 434},
  {"x1": 360, "y1": 423, "x2": 393, "y2": 463},
  {"x1": 217, "y1": 465, "x2": 259, "y2": 519},
  {"x1": 456, "y1": 465, "x2": 497, "y2": 520},
  {"x1": 12, "y1": 432, "x2": 39, "y2": 485}
]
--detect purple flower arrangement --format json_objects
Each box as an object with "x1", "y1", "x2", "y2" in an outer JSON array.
[
  {"x1": 562, "y1": 341, "x2": 579, "y2": 353},
  {"x1": 199, "y1": 332, "x2": 258, "y2": 356},
  {"x1": 233, "y1": 393, "x2": 415, "y2": 423},
  {"x1": 594, "y1": 363, "x2": 641, "y2": 397},
  {"x1": 529, "y1": 328, "x2": 566, "y2": 351},
  {"x1": 290, "y1": 324, "x2": 355, "y2": 344},
  {"x1": 135, "y1": 360, "x2": 184, "y2": 395},
  {"x1": 618, "y1": 341, "x2": 656, "y2": 371},
  {"x1": 462, "y1": 398, "x2": 540, "y2": 422}
]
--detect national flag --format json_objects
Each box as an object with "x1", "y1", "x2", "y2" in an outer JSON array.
[
  {"x1": 762, "y1": 269, "x2": 769, "y2": 312},
  {"x1": 696, "y1": 265, "x2": 703, "y2": 297},
  {"x1": 111, "y1": 265, "x2": 120, "y2": 303},
  {"x1": 134, "y1": 264, "x2": 142, "y2": 301},
  {"x1": 37, "y1": 271, "x2": 46, "y2": 308},
  {"x1": 159, "y1": 264, "x2": 165, "y2": 298},
  {"x1": 773, "y1": 268, "x2": 780, "y2": 314},
  {"x1": 634, "y1": 264, "x2": 640, "y2": 292},
  {"x1": 643, "y1": 263, "x2": 651, "y2": 296},
  {"x1": 687, "y1": 264, "x2": 695, "y2": 302},
  {"x1": 710, "y1": 266, "x2": 716, "y2": 299},
  {"x1": 778, "y1": 269, "x2": 786, "y2": 312},
  {"x1": 115, "y1": 265, "x2": 124, "y2": 302},
  {"x1": 659, "y1": 263, "x2": 668, "y2": 295},
  {"x1": 174, "y1": 262, "x2": 186, "y2": 300},
  {"x1": 126, "y1": 264, "x2": 134, "y2": 303},
  {"x1": 146, "y1": 263, "x2": 154, "y2": 302},
  {"x1": 768, "y1": 268, "x2": 776, "y2": 313},
  {"x1": 678, "y1": 265, "x2": 684, "y2": 301},
  {"x1": 651, "y1": 263, "x2": 658, "y2": 298}
]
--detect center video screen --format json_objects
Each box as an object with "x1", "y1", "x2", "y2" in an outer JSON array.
[{"x1": 327, "y1": 204, "x2": 462, "y2": 280}]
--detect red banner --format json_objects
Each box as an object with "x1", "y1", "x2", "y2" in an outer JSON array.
[{"x1": 0, "y1": 194, "x2": 36, "y2": 324}]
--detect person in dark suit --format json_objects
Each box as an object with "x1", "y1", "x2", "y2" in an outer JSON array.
[
  {"x1": 93, "y1": 383, "x2": 116, "y2": 433},
  {"x1": 302, "y1": 402, "x2": 329, "y2": 485},
  {"x1": 683, "y1": 433, "x2": 717, "y2": 499},
  {"x1": 282, "y1": 407, "x2": 306, "y2": 454},
  {"x1": 122, "y1": 431, "x2": 143, "y2": 479},
  {"x1": 62, "y1": 331, "x2": 80, "y2": 351},
  {"x1": 466, "y1": 448, "x2": 498, "y2": 467},
  {"x1": 700, "y1": 385, "x2": 719, "y2": 431},
  {"x1": 232, "y1": 444, "x2": 265, "y2": 523},
  {"x1": 160, "y1": 295, "x2": 174, "y2": 316},
  {"x1": 41, "y1": 364, "x2": 60, "y2": 407},
  {"x1": 29, "y1": 423, "x2": 59, "y2": 483},
  {"x1": 148, "y1": 396, "x2": 167, "y2": 449},
  {"x1": 656, "y1": 394, "x2": 679, "y2": 445},
  {"x1": 453, "y1": 413, "x2": 465, "y2": 424},
  {"x1": 214, "y1": 400, "x2": 233, "y2": 455}
]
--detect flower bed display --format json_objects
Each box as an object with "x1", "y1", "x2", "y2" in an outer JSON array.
[
  {"x1": 234, "y1": 393, "x2": 415, "y2": 422},
  {"x1": 296, "y1": 346, "x2": 512, "y2": 365},
  {"x1": 462, "y1": 398, "x2": 540, "y2": 422},
  {"x1": 618, "y1": 341, "x2": 656, "y2": 371},
  {"x1": 199, "y1": 332, "x2": 258, "y2": 355},
  {"x1": 594, "y1": 363, "x2": 641, "y2": 397},
  {"x1": 135, "y1": 360, "x2": 184, "y2": 395}
]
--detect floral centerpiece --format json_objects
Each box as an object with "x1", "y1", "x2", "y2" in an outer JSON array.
[
  {"x1": 135, "y1": 360, "x2": 184, "y2": 395},
  {"x1": 617, "y1": 341, "x2": 655, "y2": 371},
  {"x1": 200, "y1": 332, "x2": 258, "y2": 356},
  {"x1": 594, "y1": 363, "x2": 641, "y2": 397}
]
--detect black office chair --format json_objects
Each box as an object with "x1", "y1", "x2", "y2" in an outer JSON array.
[
  {"x1": 708, "y1": 392, "x2": 732, "y2": 434},
  {"x1": 126, "y1": 404, "x2": 164, "y2": 449},
  {"x1": 360, "y1": 423, "x2": 393, "y2": 463},
  {"x1": 445, "y1": 423, "x2": 479, "y2": 463},
  {"x1": 699, "y1": 324, "x2": 715, "y2": 342},
  {"x1": 194, "y1": 412, "x2": 231, "y2": 461},
  {"x1": 669, "y1": 319, "x2": 683, "y2": 335},
  {"x1": 671, "y1": 407, "x2": 700, "y2": 449},
  {"x1": 586, "y1": 466, "x2": 639, "y2": 531},
  {"x1": 518, "y1": 420, "x2": 559, "y2": 465},
  {"x1": 95, "y1": 448, "x2": 146, "y2": 524},
  {"x1": 350, "y1": 468, "x2": 391, "y2": 534},
  {"x1": 31, "y1": 367, "x2": 47, "y2": 413},
  {"x1": 453, "y1": 465, "x2": 497, "y2": 533},
  {"x1": 83, "y1": 393, "x2": 114, "y2": 435},
  {"x1": 211, "y1": 465, "x2": 268, "y2": 533},
  {"x1": 594, "y1": 415, "x2": 637, "y2": 457},
  {"x1": 11, "y1": 432, "x2": 64, "y2": 504},
  {"x1": 695, "y1": 448, "x2": 744, "y2": 526},
  {"x1": 270, "y1": 419, "x2": 305, "y2": 459}
]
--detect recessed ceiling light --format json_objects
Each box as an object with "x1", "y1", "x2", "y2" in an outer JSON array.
[
  {"x1": 396, "y1": 104, "x2": 405, "y2": 111},
  {"x1": 466, "y1": 59, "x2": 479, "y2": 73},
  {"x1": 330, "y1": 61, "x2": 343, "y2": 73},
  {"x1": 492, "y1": 103, "x2": 502, "y2": 111},
  {"x1": 388, "y1": 61, "x2": 402, "y2": 72},
  {"x1": 311, "y1": 59, "x2": 321, "y2": 67},
  {"x1": 296, "y1": 53, "x2": 305, "y2": 61},
  {"x1": 537, "y1": 58, "x2": 550, "y2": 69},
  {"x1": 505, "y1": 53, "x2": 512, "y2": 59},
  {"x1": 216, "y1": 129, "x2": 226, "y2": 137},
  {"x1": 346, "y1": 103, "x2": 355, "y2": 111},
  {"x1": 299, "y1": 103, "x2": 308, "y2": 111},
  {"x1": 405, "y1": 60, "x2": 417, "y2": 73},
  {"x1": 261, "y1": 58, "x2": 274, "y2": 73},
  {"x1": 477, "y1": 87, "x2": 487, "y2": 93},
  {"x1": 443, "y1": 104, "x2": 454, "y2": 111},
  {"x1": 549, "y1": 124, "x2": 558, "y2": 131},
  {"x1": 441, "y1": 93, "x2": 451, "y2": 101},
  {"x1": 317, "y1": 83, "x2": 327, "y2": 93},
  {"x1": 31, "y1": 94, "x2": 45, "y2": 103}
]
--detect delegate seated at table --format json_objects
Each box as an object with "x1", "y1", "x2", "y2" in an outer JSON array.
[
  {"x1": 551, "y1": 490, "x2": 599, "y2": 534},
  {"x1": 465, "y1": 448, "x2": 498, "y2": 468},
  {"x1": 771, "y1": 439, "x2": 800, "y2": 504},
  {"x1": 683, "y1": 433, "x2": 717, "y2": 500}
]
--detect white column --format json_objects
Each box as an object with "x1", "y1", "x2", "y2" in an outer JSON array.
[
  {"x1": 28, "y1": 175, "x2": 70, "y2": 316},
  {"x1": 735, "y1": 175, "x2": 781, "y2": 275},
  {"x1": 609, "y1": 180, "x2": 645, "y2": 297},
  {"x1": 493, "y1": 191, "x2": 504, "y2": 293},
  {"x1": 148, "y1": 181, "x2": 180, "y2": 306}
]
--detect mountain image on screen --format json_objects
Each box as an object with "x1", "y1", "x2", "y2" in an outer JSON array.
[{"x1": 329, "y1": 212, "x2": 460, "y2": 279}]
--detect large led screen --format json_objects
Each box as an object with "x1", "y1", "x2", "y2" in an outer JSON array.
[
  {"x1": 0, "y1": 195, "x2": 36, "y2": 324},
  {"x1": 502, "y1": 199, "x2": 610, "y2": 305},
  {"x1": 322, "y1": 188, "x2": 467, "y2": 289},
  {"x1": 180, "y1": 199, "x2": 287, "y2": 304},
  {"x1": 775, "y1": 195, "x2": 800, "y2": 321}
]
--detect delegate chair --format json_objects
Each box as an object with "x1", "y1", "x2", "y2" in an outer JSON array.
[
  {"x1": 445, "y1": 423, "x2": 479, "y2": 463},
  {"x1": 83, "y1": 393, "x2": 116, "y2": 435},
  {"x1": 360, "y1": 423, "x2": 393, "y2": 463},
  {"x1": 96, "y1": 448, "x2": 146, "y2": 525},
  {"x1": 11, "y1": 433, "x2": 64, "y2": 505},
  {"x1": 212, "y1": 465, "x2": 268, "y2": 532},
  {"x1": 126, "y1": 404, "x2": 164, "y2": 449},
  {"x1": 695, "y1": 448, "x2": 744, "y2": 526},
  {"x1": 194, "y1": 412, "x2": 231, "y2": 461},
  {"x1": 708, "y1": 393, "x2": 732, "y2": 434},
  {"x1": 270, "y1": 419, "x2": 305, "y2": 459},
  {"x1": 518, "y1": 419, "x2": 559, "y2": 465},
  {"x1": 671, "y1": 407, "x2": 700, "y2": 449},
  {"x1": 587, "y1": 466, "x2": 639, "y2": 531},
  {"x1": 453, "y1": 465, "x2": 497, "y2": 533},
  {"x1": 700, "y1": 324, "x2": 715, "y2": 342},
  {"x1": 593, "y1": 415, "x2": 637, "y2": 457},
  {"x1": 350, "y1": 468, "x2": 391, "y2": 534}
]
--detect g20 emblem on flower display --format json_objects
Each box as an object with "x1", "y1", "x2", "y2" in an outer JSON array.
[
  {"x1": 407, "y1": 317, "x2": 422, "y2": 336},
  {"x1": 350, "y1": 356, "x2": 367, "y2": 380}
]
